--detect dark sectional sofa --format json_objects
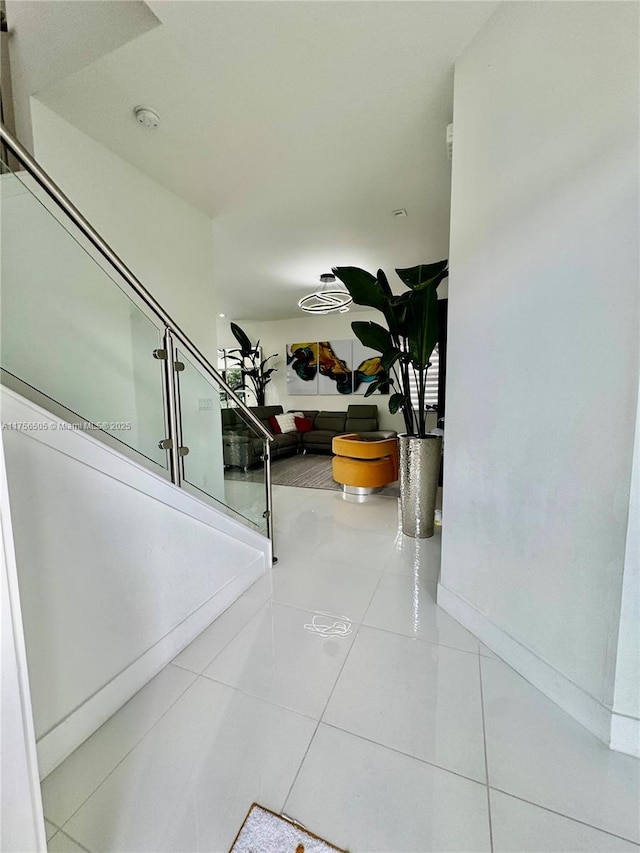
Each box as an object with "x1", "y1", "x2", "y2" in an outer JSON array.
[{"x1": 221, "y1": 404, "x2": 395, "y2": 470}]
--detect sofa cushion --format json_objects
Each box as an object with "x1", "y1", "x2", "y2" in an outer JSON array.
[
  {"x1": 345, "y1": 404, "x2": 379, "y2": 433},
  {"x1": 314, "y1": 411, "x2": 347, "y2": 432},
  {"x1": 345, "y1": 417, "x2": 378, "y2": 432},
  {"x1": 294, "y1": 416, "x2": 313, "y2": 432},
  {"x1": 268, "y1": 415, "x2": 281, "y2": 434},
  {"x1": 273, "y1": 433, "x2": 298, "y2": 449},
  {"x1": 288, "y1": 409, "x2": 319, "y2": 424},
  {"x1": 253, "y1": 405, "x2": 284, "y2": 420},
  {"x1": 347, "y1": 404, "x2": 377, "y2": 419},
  {"x1": 275, "y1": 413, "x2": 298, "y2": 434},
  {"x1": 303, "y1": 430, "x2": 340, "y2": 445}
]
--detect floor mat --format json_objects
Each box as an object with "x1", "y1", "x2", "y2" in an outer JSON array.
[{"x1": 229, "y1": 803, "x2": 348, "y2": 853}]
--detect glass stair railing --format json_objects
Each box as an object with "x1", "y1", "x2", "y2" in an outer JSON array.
[{"x1": 0, "y1": 122, "x2": 275, "y2": 549}]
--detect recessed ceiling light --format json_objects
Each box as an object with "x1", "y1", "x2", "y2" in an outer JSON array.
[
  {"x1": 392, "y1": 209, "x2": 408, "y2": 218},
  {"x1": 218, "y1": 313, "x2": 226, "y2": 318}
]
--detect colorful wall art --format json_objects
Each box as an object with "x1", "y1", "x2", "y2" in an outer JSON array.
[
  {"x1": 318, "y1": 339, "x2": 353, "y2": 395},
  {"x1": 352, "y1": 340, "x2": 388, "y2": 396},
  {"x1": 286, "y1": 342, "x2": 319, "y2": 394},
  {"x1": 286, "y1": 339, "x2": 388, "y2": 396}
]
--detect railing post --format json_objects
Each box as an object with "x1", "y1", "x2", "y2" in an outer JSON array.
[
  {"x1": 263, "y1": 439, "x2": 276, "y2": 564},
  {"x1": 161, "y1": 329, "x2": 181, "y2": 487}
]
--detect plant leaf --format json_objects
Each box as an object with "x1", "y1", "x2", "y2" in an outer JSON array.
[
  {"x1": 395, "y1": 261, "x2": 448, "y2": 290},
  {"x1": 381, "y1": 348, "x2": 404, "y2": 372},
  {"x1": 351, "y1": 321, "x2": 392, "y2": 354},
  {"x1": 407, "y1": 285, "x2": 439, "y2": 368},
  {"x1": 230, "y1": 322, "x2": 254, "y2": 354},
  {"x1": 376, "y1": 269, "x2": 393, "y2": 299},
  {"x1": 389, "y1": 393, "x2": 407, "y2": 414},
  {"x1": 333, "y1": 267, "x2": 387, "y2": 312}
]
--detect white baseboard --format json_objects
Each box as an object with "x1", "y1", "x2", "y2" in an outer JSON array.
[
  {"x1": 437, "y1": 583, "x2": 613, "y2": 746},
  {"x1": 37, "y1": 555, "x2": 264, "y2": 779},
  {"x1": 610, "y1": 713, "x2": 640, "y2": 758}
]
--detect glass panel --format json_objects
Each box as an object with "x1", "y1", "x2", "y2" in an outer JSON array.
[
  {"x1": 176, "y1": 348, "x2": 268, "y2": 535},
  {"x1": 0, "y1": 161, "x2": 167, "y2": 469},
  {"x1": 216, "y1": 347, "x2": 257, "y2": 408}
]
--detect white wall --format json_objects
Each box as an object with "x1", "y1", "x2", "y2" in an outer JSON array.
[
  {"x1": 216, "y1": 311, "x2": 439, "y2": 433},
  {"x1": 1, "y1": 433, "x2": 46, "y2": 853},
  {"x1": 1, "y1": 388, "x2": 269, "y2": 777},
  {"x1": 30, "y1": 100, "x2": 217, "y2": 363},
  {"x1": 440, "y1": 2, "x2": 639, "y2": 744},
  {"x1": 612, "y1": 379, "x2": 640, "y2": 755}
]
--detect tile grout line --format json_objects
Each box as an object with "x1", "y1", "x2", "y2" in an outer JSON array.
[
  {"x1": 167, "y1": 659, "x2": 201, "y2": 676},
  {"x1": 281, "y1": 570, "x2": 386, "y2": 816},
  {"x1": 186, "y1": 596, "x2": 273, "y2": 676},
  {"x1": 50, "y1": 672, "x2": 199, "y2": 837},
  {"x1": 54, "y1": 827, "x2": 94, "y2": 853},
  {"x1": 279, "y1": 722, "x2": 322, "y2": 819},
  {"x1": 194, "y1": 670, "x2": 491, "y2": 793},
  {"x1": 320, "y1": 720, "x2": 488, "y2": 788},
  {"x1": 196, "y1": 672, "x2": 321, "y2": 724},
  {"x1": 231, "y1": 596, "x2": 363, "y2": 629},
  {"x1": 477, "y1": 651, "x2": 495, "y2": 852},
  {"x1": 488, "y1": 786, "x2": 640, "y2": 847},
  {"x1": 150, "y1": 571, "x2": 275, "y2": 677},
  {"x1": 358, "y1": 620, "x2": 485, "y2": 658}
]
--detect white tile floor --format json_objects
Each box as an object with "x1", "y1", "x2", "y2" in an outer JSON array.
[{"x1": 43, "y1": 485, "x2": 640, "y2": 853}]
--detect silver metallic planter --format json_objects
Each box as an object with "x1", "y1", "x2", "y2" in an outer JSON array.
[{"x1": 398, "y1": 434, "x2": 443, "y2": 538}]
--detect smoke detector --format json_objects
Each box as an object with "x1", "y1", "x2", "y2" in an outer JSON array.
[{"x1": 134, "y1": 106, "x2": 160, "y2": 129}]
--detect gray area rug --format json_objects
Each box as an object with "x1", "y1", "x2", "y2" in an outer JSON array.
[{"x1": 225, "y1": 452, "x2": 400, "y2": 498}]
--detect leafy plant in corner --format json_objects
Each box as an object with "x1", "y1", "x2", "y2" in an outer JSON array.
[
  {"x1": 228, "y1": 322, "x2": 278, "y2": 407},
  {"x1": 332, "y1": 262, "x2": 448, "y2": 438}
]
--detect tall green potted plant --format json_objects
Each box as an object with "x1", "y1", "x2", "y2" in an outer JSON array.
[
  {"x1": 332, "y1": 262, "x2": 447, "y2": 537},
  {"x1": 228, "y1": 322, "x2": 278, "y2": 407}
]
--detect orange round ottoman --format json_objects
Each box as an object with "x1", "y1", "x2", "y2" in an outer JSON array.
[{"x1": 332, "y1": 433, "x2": 399, "y2": 495}]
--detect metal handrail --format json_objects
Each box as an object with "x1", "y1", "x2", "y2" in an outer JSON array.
[
  {"x1": 0, "y1": 121, "x2": 275, "y2": 545},
  {"x1": 0, "y1": 123, "x2": 272, "y2": 443}
]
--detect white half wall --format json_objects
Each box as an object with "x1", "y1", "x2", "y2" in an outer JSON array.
[
  {"x1": 1, "y1": 388, "x2": 270, "y2": 778},
  {"x1": 440, "y1": 2, "x2": 639, "y2": 745}
]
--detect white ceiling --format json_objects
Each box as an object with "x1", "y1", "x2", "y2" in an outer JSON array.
[
  {"x1": 32, "y1": 1, "x2": 497, "y2": 321},
  {"x1": 5, "y1": 0, "x2": 159, "y2": 147}
]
